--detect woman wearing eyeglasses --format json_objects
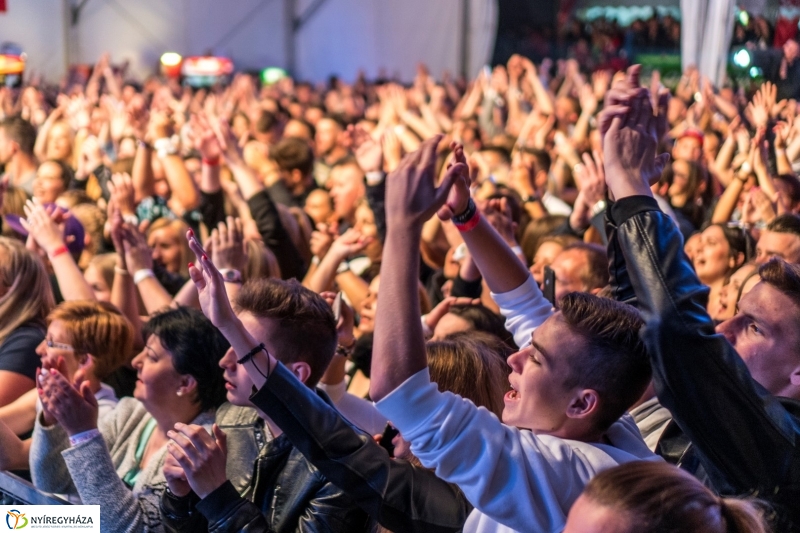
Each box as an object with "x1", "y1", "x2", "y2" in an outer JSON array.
[
  {"x1": 0, "y1": 237, "x2": 54, "y2": 408},
  {"x1": 0, "y1": 300, "x2": 133, "y2": 471},
  {"x1": 31, "y1": 307, "x2": 228, "y2": 533}
]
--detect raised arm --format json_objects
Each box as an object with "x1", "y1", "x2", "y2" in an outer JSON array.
[
  {"x1": 603, "y1": 66, "x2": 797, "y2": 493},
  {"x1": 370, "y1": 137, "x2": 462, "y2": 401}
]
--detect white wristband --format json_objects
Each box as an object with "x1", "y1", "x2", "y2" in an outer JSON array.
[
  {"x1": 69, "y1": 428, "x2": 101, "y2": 447},
  {"x1": 365, "y1": 171, "x2": 385, "y2": 186},
  {"x1": 133, "y1": 268, "x2": 155, "y2": 285}
]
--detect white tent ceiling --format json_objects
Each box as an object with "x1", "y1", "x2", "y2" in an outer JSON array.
[{"x1": 0, "y1": 0, "x2": 497, "y2": 83}]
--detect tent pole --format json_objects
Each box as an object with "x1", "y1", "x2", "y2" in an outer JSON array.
[{"x1": 460, "y1": 0, "x2": 471, "y2": 78}]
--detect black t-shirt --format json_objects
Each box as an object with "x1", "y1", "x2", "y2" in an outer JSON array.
[{"x1": 0, "y1": 324, "x2": 45, "y2": 381}]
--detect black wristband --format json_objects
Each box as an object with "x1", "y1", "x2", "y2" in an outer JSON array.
[
  {"x1": 237, "y1": 343, "x2": 266, "y2": 365},
  {"x1": 452, "y1": 198, "x2": 477, "y2": 224}
]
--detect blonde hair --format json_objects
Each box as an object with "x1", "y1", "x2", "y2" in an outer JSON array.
[
  {"x1": 426, "y1": 331, "x2": 510, "y2": 419},
  {"x1": 146, "y1": 218, "x2": 192, "y2": 278},
  {"x1": 48, "y1": 301, "x2": 134, "y2": 380},
  {"x1": 87, "y1": 253, "x2": 118, "y2": 293},
  {"x1": 244, "y1": 240, "x2": 281, "y2": 281},
  {"x1": 1, "y1": 185, "x2": 28, "y2": 239},
  {"x1": 0, "y1": 237, "x2": 54, "y2": 344},
  {"x1": 583, "y1": 461, "x2": 770, "y2": 533},
  {"x1": 70, "y1": 203, "x2": 107, "y2": 269}
]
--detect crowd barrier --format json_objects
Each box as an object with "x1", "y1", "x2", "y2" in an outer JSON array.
[{"x1": 0, "y1": 471, "x2": 70, "y2": 506}]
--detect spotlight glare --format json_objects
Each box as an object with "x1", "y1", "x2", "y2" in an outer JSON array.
[
  {"x1": 733, "y1": 49, "x2": 751, "y2": 68},
  {"x1": 160, "y1": 52, "x2": 183, "y2": 67}
]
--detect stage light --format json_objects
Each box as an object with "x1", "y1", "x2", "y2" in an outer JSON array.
[
  {"x1": 738, "y1": 10, "x2": 749, "y2": 26},
  {"x1": 160, "y1": 52, "x2": 183, "y2": 67},
  {"x1": 749, "y1": 66, "x2": 763, "y2": 78},
  {"x1": 733, "y1": 49, "x2": 751, "y2": 68},
  {"x1": 261, "y1": 67, "x2": 287, "y2": 85}
]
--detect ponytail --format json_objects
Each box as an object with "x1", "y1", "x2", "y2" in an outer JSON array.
[{"x1": 720, "y1": 497, "x2": 770, "y2": 533}]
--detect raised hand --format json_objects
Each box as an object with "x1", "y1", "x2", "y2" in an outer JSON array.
[
  {"x1": 328, "y1": 228, "x2": 372, "y2": 262},
  {"x1": 600, "y1": 65, "x2": 670, "y2": 200},
  {"x1": 22, "y1": 200, "x2": 67, "y2": 256},
  {"x1": 424, "y1": 296, "x2": 481, "y2": 333},
  {"x1": 209, "y1": 216, "x2": 245, "y2": 271},
  {"x1": 189, "y1": 113, "x2": 223, "y2": 161},
  {"x1": 385, "y1": 135, "x2": 462, "y2": 229},
  {"x1": 107, "y1": 173, "x2": 136, "y2": 216},
  {"x1": 345, "y1": 124, "x2": 382, "y2": 173},
  {"x1": 120, "y1": 224, "x2": 153, "y2": 274},
  {"x1": 435, "y1": 143, "x2": 471, "y2": 221},
  {"x1": 187, "y1": 230, "x2": 236, "y2": 328},
  {"x1": 166, "y1": 423, "x2": 228, "y2": 499}
]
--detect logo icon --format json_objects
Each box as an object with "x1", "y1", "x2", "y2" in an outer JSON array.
[{"x1": 5, "y1": 510, "x2": 27, "y2": 529}]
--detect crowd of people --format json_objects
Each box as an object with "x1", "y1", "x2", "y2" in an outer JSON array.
[{"x1": 0, "y1": 45, "x2": 799, "y2": 533}]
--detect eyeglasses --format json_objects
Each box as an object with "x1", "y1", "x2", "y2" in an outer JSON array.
[{"x1": 45, "y1": 339, "x2": 75, "y2": 351}]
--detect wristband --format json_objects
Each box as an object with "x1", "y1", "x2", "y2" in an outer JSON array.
[
  {"x1": 133, "y1": 268, "x2": 155, "y2": 285},
  {"x1": 238, "y1": 343, "x2": 266, "y2": 365},
  {"x1": 311, "y1": 256, "x2": 321, "y2": 266},
  {"x1": 48, "y1": 245, "x2": 69, "y2": 259},
  {"x1": 202, "y1": 157, "x2": 220, "y2": 167},
  {"x1": 336, "y1": 261, "x2": 351, "y2": 274},
  {"x1": 365, "y1": 171, "x2": 385, "y2": 186},
  {"x1": 219, "y1": 268, "x2": 243, "y2": 284},
  {"x1": 454, "y1": 211, "x2": 481, "y2": 232},
  {"x1": 154, "y1": 136, "x2": 179, "y2": 159},
  {"x1": 451, "y1": 198, "x2": 477, "y2": 224},
  {"x1": 122, "y1": 214, "x2": 139, "y2": 227},
  {"x1": 114, "y1": 266, "x2": 129, "y2": 275},
  {"x1": 590, "y1": 199, "x2": 607, "y2": 218},
  {"x1": 336, "y1": 342, "x2": 355, "y2": 357},
  {"x1": 69, "y1": 428, "x2": 101, "y2": 447}
]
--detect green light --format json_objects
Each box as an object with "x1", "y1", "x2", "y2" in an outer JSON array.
[{"x1": 261, "y1": 67, "x2": 287, "y2": 85}]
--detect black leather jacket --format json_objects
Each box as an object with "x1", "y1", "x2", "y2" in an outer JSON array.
[
  {"x1": 254, "y1": 361, "x2": 472, "y2": 533},
  {"x1": 160, "y1": 391, "x2": 370, "y2": 533},
  {"x1": 606, "y1": 196, "x2": 800, "y2": 532}
]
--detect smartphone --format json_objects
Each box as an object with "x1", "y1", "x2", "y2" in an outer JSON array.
[
  {"x1": 332, "y1": 292, "x2": 343, "y2": 323},
  {"x1": 379, "y1": 423, "x2": 400, "y2": 457},
  {"x1": 543, "y1": 266, "x2": 556, "y2": 307}
]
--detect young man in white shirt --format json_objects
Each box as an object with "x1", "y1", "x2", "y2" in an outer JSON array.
[{"x1": 365, "y1": 136, "x2": 658, "y2": 533}]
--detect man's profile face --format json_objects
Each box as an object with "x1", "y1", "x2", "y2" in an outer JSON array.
[
  {"x1": 503, "y1": 313, "x2": 587, "y2": 434},
  {"x1": 328, "y1": 163, "x2": 364, "y2": 220},
  {"x1": 0, "y1": 128, "x2": 16, "y2": 164},
  {"x1": 315, "y1": 119, "x2": 341, "y2": 156},
  {"x1": 716, "y1": 282, "x2": 800, "y2": 398},
  {"x1": 756, "y1": 231, "x2": 800, "y2": 264},
  {"x1": 220, "y1": 312, "x2": 283, "y2": 406},
  {"x1": 550, "y1": 249, "x2": 590, "y2": 303}
]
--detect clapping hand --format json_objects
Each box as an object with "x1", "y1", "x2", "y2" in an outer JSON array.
[
  {"x1": 37, "y1": 368, "x2": 98, "y2": 437},
  {"x1": 166, "y1": 423, "x2": 228, "y2": 499}
]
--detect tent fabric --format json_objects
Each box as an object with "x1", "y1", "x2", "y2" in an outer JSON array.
[
  {"x1": 681, "y1": 0, "x2": 736, "y2": 85},
  {"x1": 0, "y1": 0, "x2": 497, "y2": 82}
]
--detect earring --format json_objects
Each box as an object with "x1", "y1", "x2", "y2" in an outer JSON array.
[{"x1": 176, "y1": 390, "x2": 183, "y2": 397}]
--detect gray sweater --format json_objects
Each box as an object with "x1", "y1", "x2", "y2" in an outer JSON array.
[{"x1": 30, "y1": 397, "x2": 214, "y2": 533}]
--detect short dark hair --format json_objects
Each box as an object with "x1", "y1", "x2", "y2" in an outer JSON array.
[
  {"x1": 448, "y1": 304, "x2": 517, "y2": 350},
  {"x1": 271, "y1": 137, "x2": 314, "y2": 177},
  {"x1": 759, "y1": 259, "x2": 800, "y2": 313},
  {"x1": 775, "y1": 174, "x2": 800, "y2": 206},
  {"x1": 767, "y1": 214, "x2": 800, "y2": 238},
  {"x1": 256, "y1": 110, "x2": 278, "y2": 134},
  {"x1": 564, "y1": 243, "x2": 609, "y2": 291},
  {"x1": 234, "y1": 278, "x2": 337, "y2": 387},
  {"x1": 519, "y1": 147, "x2": 552, "y2": 173},
  {"x1": 0, "y1": 116, "x2": 36, "y2": 156},
  {"x1": 480, "y1": 145, "x2": 511, "y2": 164},
  {"x1": 559, "y1": 293, "x2": 651, "y2": 430},
  {"x1": 143, "y1": 307, "x2": 229, "y2": 412},
  {"x1": 46, "y1": 159, "x2": 75, "y2": 190}
]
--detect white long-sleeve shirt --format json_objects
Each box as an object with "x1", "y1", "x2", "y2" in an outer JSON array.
[{"x1": 376, "y1": 275, "x2": 659, "y2": 533}]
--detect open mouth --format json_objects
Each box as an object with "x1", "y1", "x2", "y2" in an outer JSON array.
[{"x1": 505, "y1": 382, "x2": 520, "y2": 401}]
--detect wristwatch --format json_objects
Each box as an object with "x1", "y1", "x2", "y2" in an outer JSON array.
[{"x1": 218, "y1": 269, "x2": 243, "y2": 284}]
